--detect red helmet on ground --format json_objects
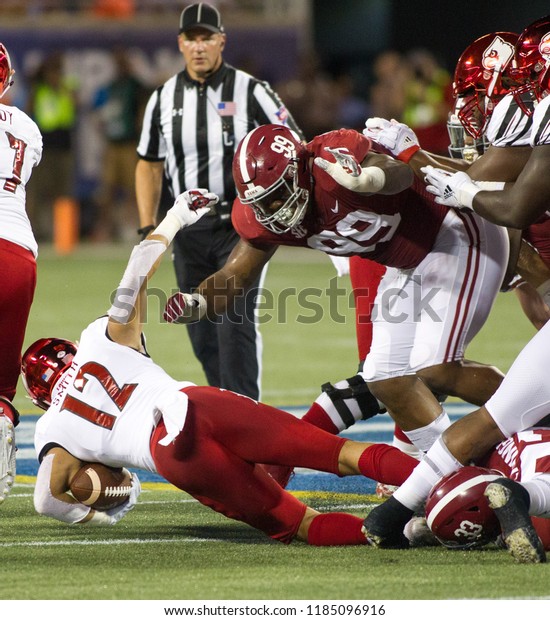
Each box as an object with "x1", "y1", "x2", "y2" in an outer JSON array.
[
  {"x1": 425, "y1": 466, "x2": 502, "y2": 550},
  {"x1": 21, "y1": 338, "x2": 77, "y2": 410},
  {"x1": 0, "y1": 42, "x2": 14, "y2": 100},
  {"x1": 233, "y1": 124, "x2": 311, "y2": 234},
  {"x1": 510, "y1": 15, "x2": 550, "y2": 108},
  {"x1": 452, "y1": 32, "x2": 518, "y2": 139}
]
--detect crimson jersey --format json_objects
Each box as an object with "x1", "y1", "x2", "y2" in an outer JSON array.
[{"x1": 232, "y1": 129, "x2": 447, "y2": 270}]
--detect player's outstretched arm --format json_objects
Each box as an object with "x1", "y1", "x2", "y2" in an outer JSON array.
[
  {"x1": 164, "y1": 238, "x2": 277, "y2": 323},
  {"x1": 108, "y1": 190, "x2": 216, "y2": 346}
]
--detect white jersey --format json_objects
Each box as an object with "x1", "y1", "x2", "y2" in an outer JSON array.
[
  {"x1": 485, "y1": 93, "x2": 533, "y2": 148},
  {"x1": 0, "y1": 103, "x2": 42, "y2": 256},
  {"x1": 34, "y1": 317, "x2": 194, "y2": 472},
  {"x1": 530, "y1": 95, "x2": 550, "y2": 146},
  {"x1": 484, "y1": 427, "x2": 550, "y2": 517}
]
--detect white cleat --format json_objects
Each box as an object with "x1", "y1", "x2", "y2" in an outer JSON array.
[{"x1": 0, "y1": 415, "x2": 16, "y2": 505}]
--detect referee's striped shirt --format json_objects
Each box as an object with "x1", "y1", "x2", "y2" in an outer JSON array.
[{"x1": 137, "y1": 62, "x2": 304, "y2": 205}]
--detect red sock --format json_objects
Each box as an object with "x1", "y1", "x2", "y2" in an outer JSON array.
[
  {"x1": 358, "y1": 443, "x2": 418, "y2": 486},
  {"x1": 394, "y1": 425, "x2": 413, "y2": 444},
  {"x1": 307, "y1": 513, "x2": 367, "y2": 546},
  {"x1": 301, "y1": 402, "x2": 339, "y2": 434}
]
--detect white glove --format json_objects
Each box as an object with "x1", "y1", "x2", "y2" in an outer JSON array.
[
  {"x1": 163, "y1": 291, "x2": 207, "y2": 324},
  {"x1": 105, "y1": 472, "x2": 141, "y2": 525},
  {"x1": 363, "y1": 118, "x2": 420, "y2": 162},
  {"x1": 314, "y1": 147, "x2": 385, "y2": 193},
  {"x1": 153, "y1": 189, "x2": 218, "y2": 243},
  {"x1": 421, "y1": 165, "x2": 480, "y2": 209},
  {"x1": 170, "y1": 189, "x2": 219, "y2": 227}
]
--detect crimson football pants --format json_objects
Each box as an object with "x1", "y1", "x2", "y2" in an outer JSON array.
[
  {"x1": 0, "y1": 239, "x2": 36, "y2": 401},
  {"x1": 151, "y1": 385, "x2": 347, "y2": 543}
]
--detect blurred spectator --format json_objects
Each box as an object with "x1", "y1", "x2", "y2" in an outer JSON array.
[
  {"x1": 334, "y1": 72, "x2": 370, "y2": 132},
  {"x1": 26, "y1": 51, "x2": 78, "y2": 241},
  {"x1": 401, "y1": 49, "x2": 453, "y2": 155},
  {"x1": 369, "y1": 50, "x2": 409, "y2": 121},
  {"x1": 91, "y1": 47, "x2": 148, "y2": 241},
  {"x1": 92, "y1": 0, "x2": 135, "y2": 17},
  {"x1": 275, "y1": 52, "x2": 338, "y2": 140}
]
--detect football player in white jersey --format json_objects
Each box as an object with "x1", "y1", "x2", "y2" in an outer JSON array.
[
  {"x1": 362, "y1": 16, "x2": 550, "y2": 564},
  {"x1": 0, "y1": 42, "x2": 43, "y2": 506},
  {"x1": 24, "y1": 189, "x2": 423, "y2": 545}
]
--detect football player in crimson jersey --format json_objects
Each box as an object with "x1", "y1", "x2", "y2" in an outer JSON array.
[
  {"x1": 24, "y1": 189, "x2": 421, "y2": 545},
  {"x1": 360, "y1": 31, "x2": 550, "y2": 470},
  {"x1": 417, "y1": 426, "x2": 550, "y2": 555},
  {"x1": 0, "y1": 42, "x2": 43, "y2": 506},
  {"x1": 164, "y1": 121, "x2": 508, "y2": 464},
  {"x1": 363, "y1": 17, "x2": 550, "y2": 563}
]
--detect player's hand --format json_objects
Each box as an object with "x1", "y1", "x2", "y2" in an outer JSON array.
[
  {"x1": 363, "y1": 118, "x2": 420, "y2": 162},
  {"x1": 421, "y1": 165, "x2": 480, "y2": 209},
  {"x1": 314, "y1": 147, "x2": 385, "y2": 193},
  {"x1": 163, "y1": 291, "x2": 207, "y2": 324},
  {"x1": 105, "y1": 472, "x2": 141, "y2": 525},
  {"x1": 170, "y1": 189, "x2": 219, "y2": 229}
]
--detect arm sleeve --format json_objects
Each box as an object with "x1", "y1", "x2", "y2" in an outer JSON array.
[{"x1": 34, "y1": 454, "x2": 91, "y2": 524}]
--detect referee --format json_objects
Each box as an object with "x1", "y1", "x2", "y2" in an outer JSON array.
[{"x1": 135, "y1": 3, "x2": 304, "y2": 399}]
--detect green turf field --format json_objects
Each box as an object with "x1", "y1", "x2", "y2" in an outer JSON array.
[{"x1": 2, "y1": 242, "x2": 547, "y2": 602}]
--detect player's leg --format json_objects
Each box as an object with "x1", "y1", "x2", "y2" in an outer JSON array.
[
  {"x1": 363, "y1": 324, "x2": 550, "y2": 551},
  {"x1": 0, "y1": 242, "x2": 35, "y2": 506},
  {"x1": 0, "y1": 241, "x2": 36, "y2": 401},
  {"x1": 151, "y1": 416, "x2": 366, "y2": 545},
  {"x1": 413, "y1": 210, "x2": 508, "y2": 404}
]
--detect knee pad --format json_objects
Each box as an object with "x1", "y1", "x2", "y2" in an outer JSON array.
[{"x1": 320, "y1": 374, "x2": 384, "y2": 429}]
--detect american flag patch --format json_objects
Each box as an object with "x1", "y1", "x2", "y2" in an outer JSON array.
[
  {"x1": 217, "y1": 101, "x2": 236, "y2": 116},
  {"x1": 275, "y1": 106, "x2": 289, "y2": 124}
]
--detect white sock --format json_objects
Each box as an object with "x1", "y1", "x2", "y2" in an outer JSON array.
[
  {"x1": 392, "y1": 436, "x2": 422, "y2": 460},
  {"x1": 393, "y1": 437, "x2": 463, "y2": 511},
  {"x1": 403, "y1": 410, "x2": 451, "y2": 452},
  {"x1": 522, "y1": 476, "x2": 550, "y2": 517}
]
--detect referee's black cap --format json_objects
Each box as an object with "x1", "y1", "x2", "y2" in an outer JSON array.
[{"x1": 179, "y1": 3, "x2": 224, "y2": 34}]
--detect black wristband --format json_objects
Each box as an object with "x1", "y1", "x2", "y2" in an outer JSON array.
[{"x1": 137, "y1": 225, "x2": 156, "y2": 240}]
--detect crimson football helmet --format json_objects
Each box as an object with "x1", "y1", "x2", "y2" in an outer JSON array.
[
  {"x1": 233, "y1": 124, "x2": 311, "y2": 234},
  {"x1": 21, "y1": 338, "x2": 77, "y2": 410},
  {"x1": 510, "y1": 15, "x2": 550, "y2": 109},
  {"x1": 0, "y1": 43, "x2": 14, "y2": 100},
  {"x1": 452, "y1": 32, "x2": 518, "y2": 139},
  {"x1": 425, "y1": 466, "x2": 502, "y2": 550}
]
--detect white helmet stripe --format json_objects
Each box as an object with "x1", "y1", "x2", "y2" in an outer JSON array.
[
  {"x1": 426, "y1": 473, "x2": 500, "y2": 529},
  {"x1": 238, "y1": 127, "x2": 259, "y2": 186}
]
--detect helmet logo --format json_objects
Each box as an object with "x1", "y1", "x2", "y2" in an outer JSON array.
[
  {"x1": 482, "y1": 35, "x2": 514, "y2": 73},
  {"x1": 270, "y1": 134, "x2": 296, "y2": 160},
  {"x1": 538, "y1": 31, "x2": 550, "y2": 68}
]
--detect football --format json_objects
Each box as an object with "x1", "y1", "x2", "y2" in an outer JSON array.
[{"x1": 69, "y1": 463, "x2": 133, "y2": 510}]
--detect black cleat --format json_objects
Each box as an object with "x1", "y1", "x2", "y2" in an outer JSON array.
[
  {"x1": 484, "y1": 478, "x2": 546, "y2": 564},
  {"x1": 362, "y1": 496, "x2": 414, "y2": 549}
]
